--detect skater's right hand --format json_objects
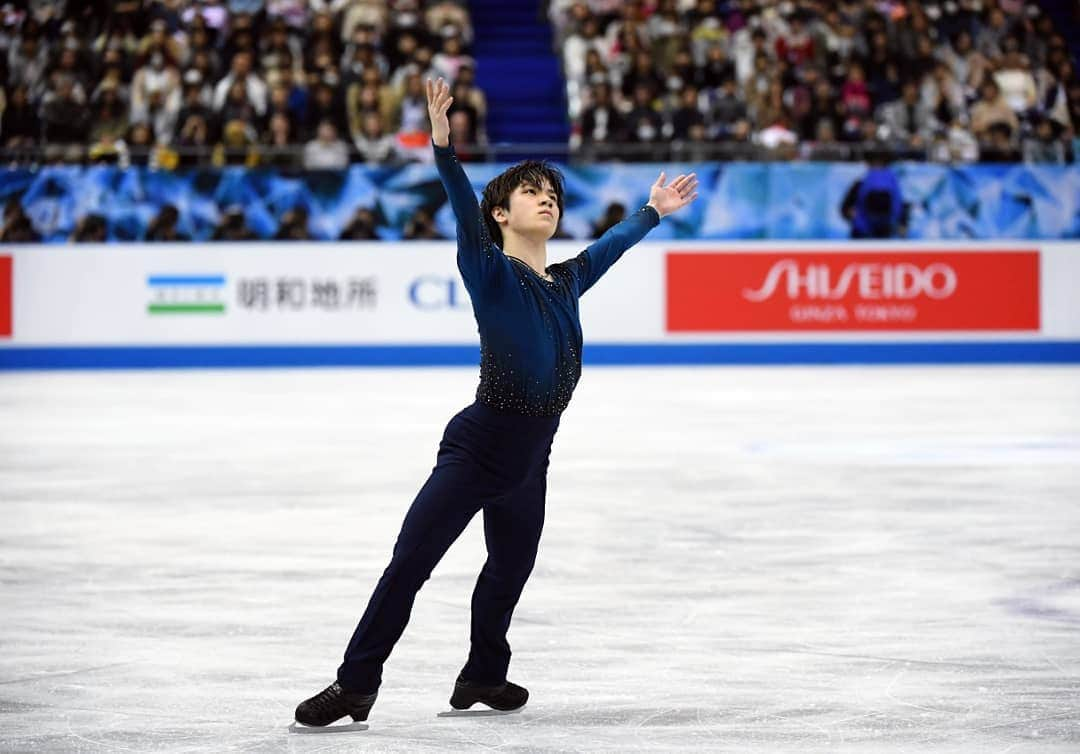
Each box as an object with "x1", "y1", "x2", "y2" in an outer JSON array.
[{"x1": 426, "y1": 77, "x2": 453, "y2": 148}]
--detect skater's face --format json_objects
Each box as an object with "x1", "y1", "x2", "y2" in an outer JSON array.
[{"x1": 492, "y1": 180, "x2": 561, "y2": 239}]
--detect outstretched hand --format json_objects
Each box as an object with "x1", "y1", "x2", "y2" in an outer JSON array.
[
  {"x1": 647, "y1": 172, "x2": 699, "y2": 218},
  {"x1": 426, "y1": 77, "x2": 453, "y2": 148}
]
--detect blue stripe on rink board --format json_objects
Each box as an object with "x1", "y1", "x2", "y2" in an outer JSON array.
[
  {"x1": 146, "y1": 276, "x2": 226, "y2": 286},
  {"x1": 1, "y1": 342, "x2": 1079, "y2": 369}
]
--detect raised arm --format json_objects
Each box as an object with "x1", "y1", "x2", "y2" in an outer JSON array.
[
  {"x1": 427, "y1": 77, "x2": 499, "y2": 289},
  {"x1": 568, "y1": 171, "x2": 699, "y2": 295}
]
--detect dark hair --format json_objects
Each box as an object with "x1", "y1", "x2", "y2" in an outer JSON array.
[{"x1": 480, "y1": 160, "x2": 565, "y2": 248}]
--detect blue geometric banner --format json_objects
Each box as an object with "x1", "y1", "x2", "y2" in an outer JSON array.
[{"x1": 1, "y1": 162, "x2": 1077, "y2": 242}]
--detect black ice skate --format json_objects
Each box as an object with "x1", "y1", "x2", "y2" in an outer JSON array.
[
  {"x1": 289, "y1": 681, "x2": 376, "y2": 734},
  {"x1": 438, "y1": 674, "x2": 528, "y2": 717}
]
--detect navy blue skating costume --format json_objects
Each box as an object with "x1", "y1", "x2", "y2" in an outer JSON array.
[{"x1": 336, "y1": 142, "x2": 660, "y2": 693}]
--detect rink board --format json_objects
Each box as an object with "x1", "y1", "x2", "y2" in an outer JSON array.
[{"x1": 1, "y1": 241, "x2": 1078, "y2": 368}]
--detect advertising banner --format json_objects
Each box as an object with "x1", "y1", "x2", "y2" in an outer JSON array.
[
  {"x1": 667, "y1": 251, "x2": 1040, "y2": 332},
  {"x1": 0, "y1": 242, "x2": 1077, "y2": 367},
  {"x1": 0, "y1": 255, "x2": 10, "y2": 338}
]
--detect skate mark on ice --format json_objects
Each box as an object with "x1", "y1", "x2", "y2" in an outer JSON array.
[
  {"x1": 288, "y1": 721, "x2": 368, "y2": 734},
  {"x1": 0, "y1": 661, "x2": 136, "y2": 686},
  {"x1": 437, "y1": 708, "x2": 523, "y2": 718}
]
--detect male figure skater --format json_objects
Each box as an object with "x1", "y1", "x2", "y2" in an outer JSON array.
[{"x1": 294, "y1": 78, "x2": 698, "y2": 728}]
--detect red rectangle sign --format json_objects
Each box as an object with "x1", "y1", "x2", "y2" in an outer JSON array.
[
  {"x1": 0, "y1": 256, "x2": 10, "y2": 337},
  {"x1": 666, "y1": 251, "x2": 1040, "y2": 332}
]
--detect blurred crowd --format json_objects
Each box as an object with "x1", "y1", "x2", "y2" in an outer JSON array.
[
  {"x1": 0, "y1": 0, "x2": 488, "y2": 168},
  {"x1": 552, "y1": 0, "x2": 1078, "y2": 162}
]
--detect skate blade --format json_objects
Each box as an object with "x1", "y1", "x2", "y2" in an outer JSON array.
[
  {"x1": 288, "y1": 721, "x2": 369, "y2": 734},
  {"x1": 437, "y1": 707, "x2": 523, "y2": 718}
]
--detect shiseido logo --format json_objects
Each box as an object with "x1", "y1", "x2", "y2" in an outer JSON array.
[{"x1": 742, "y1": 260, "x2": 958, "y2": 302}]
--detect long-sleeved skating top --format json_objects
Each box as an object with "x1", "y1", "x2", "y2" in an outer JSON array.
[{"x1": 434, "y1": 141, "x2": 660, "y2": 416}]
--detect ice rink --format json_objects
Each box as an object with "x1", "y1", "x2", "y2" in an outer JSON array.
[{"x1": 1, "y1": 365, "x2": 1078, "y2": 753}]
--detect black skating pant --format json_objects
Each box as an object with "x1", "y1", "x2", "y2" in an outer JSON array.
[{"x1": 337, "y1": 402, "x2": 559, "y2": 693}]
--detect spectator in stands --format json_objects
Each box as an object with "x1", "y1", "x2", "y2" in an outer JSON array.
[
  {"x1": 266, "y1": 65, "x2": 308, "y2": 132},
  {"x1": 430, "y1": 31, "x2": 472, "y2": 83},
  {"x1": 994, "y1": 36, "x2": 1038, "y2": 113},
  {"x1": 1022, "y1": 113, "x2": 1066, "y2": 164},
  {"x1": 797, "y1": 77, "x2": 836, "y2": 143},
  {"x1": 305, "y1": 74, "x2": 348, "y2": 140},
  {"x1": 258, "y1": 111, "x2": 293, "y2": 167},
  {"x1": 970, "y1": 77, "x2": 1019, "y2": 144},
  {"x1": 40, "y1": 74, "x2": 90, "y2": 145},
  {"x1": 647, "y1": 0, "x2": 683, "y2": 68},
  {"x1": 1040, "y1": 59, "x2": 1074, "y2": 132},
  {"x1": 89, "y1": 80, "x2": 130, "y2": 147},
  {"x1": 425, "y1": 1, "x2": 473, "y2": 44},
  {"x1": 275, "y1": 206, "x2": 311, "y2": 240},
  {"x1": 757, "y1": 110, "x2": 799, "y2": 157},
  {"x1": 1068, "y1": 79, "x2": 1080, "y2": 136},
  {"x1": 922, "y1": 62, "x2": 966, "y2": 128},
  {"x1": 841, "y1": 149, "x2": 906, "y2": 238},
  {"x1": 131, "y1": 51, "x2": 183, "y2": 145},
  {"x1": 939, "y1": 30, "x2": 989, "y2": 91},
  {"x1": 689, "y1": 0, "x2": 725, "y2": 41},
  {"x1": 981, "y1": 121, "x2": 1021, "y2": 162},
  {"x1": 563, "y1": 13, "x2": 605, "y2": 88},
  {"x1": 621, "y1": 51, "x2": 664, "y2": 104},
  {"x1": 8, "y1": 32, "x2": 48, "y2": 97},
  {"x1": 267, "y1": 0, "x2": 309, "y2": 31},
  {"x1": 671, "y1": 86, "x2": 706, "y2": 142},
  {"x1": 581, "y1": 48, "x2": 610, "y2": 90},
  {"x1": 389, "y1": 68, "x2": 429, "y2": 133},
  {"x1": 176, "y1": 70, "x2": 217, "y2": 142},
  {"x1": 976, "y1": 6, "x2": 1011, "y2": 61},
  {"x1": 591, "y1": 201, "x2": 625, "y2": 238},
  {"x1": 49, "y1": 41, "x2": 92, "y2": 104},
  {"x1": 340, "y1": 41, "x2": 386, "y2": 89},
  {"x1": 806, "y1": 120, "x2": 848, "y2": 161},
  {"x1": 352, "y1": 110, "x2": 397, "y2": 163},
  {"x1": 626, "y1": 82, "x2": 665, "y2": 156},
  {"x1": 663, "y1": 47, "x2": 697, "y2": 97},
  {"x1": 138, "y1": 18, "x2": 184, "y2": 66},
  {"x1": 941, "y1": 116, "x2": 980, "y2": 163},
  {"x1": 339, "y1": 206, "x2": 379, "y2": 240},
  {"x1": 733, "y1": 27, "x2": 768, "y2": 85},
  {"x1": 402, "y1": 205, "x2": 442, "y2": 240},
  {"x1": 578, "y1": 81, "x2": 622, "y2": 157},
  {"x1": 339, "y1": 1, "x2": 386, "y2": 39},
  {"x1": 71, "y1": 214, "x2": 108, "y2": 243},
  {"x1": 775, "y1": 11, "x2": 815, "y2": 68},
  {"x1": 448, "y1": 108, "x2": 482, "y2": 161},
  {"x1": 0, "y1": 199, "x2": 40, "y2": 242},
  {"x1": 146, "y1": 205, "x2": 191, "y2": 241},
  {"x1": 213, "y1": 50, "x2": 267, "y2": 117},
  {"x1": 176, "y1": 111, "x2": 213, "y2": 167},
  {"x1": 386, "y1": 28, "x2": 422, "y2": 75},
  {"x1": 447, "y1": 81, "x2": 480, "y2": 139},
  {"x1": 212, "y1": 205, "x2": 258, "y2": 240},
  {"x1": 260, "y1": 16, "x2": 304, "y2": 79},
  {"x1": 303, "y1": 118, "x2": 349, "y2": 169},
  {"x1": 346, "y1": 68, "x2": 395, "y2": 139},
  {"x1": 1, "y1": 84, "x2": 39, "y2": 148},
  {"x1": 213, "y1": 118, "x2": 260, "y2": 166},
  {"x1": 450, "y1": 63, "x2": 486, "y2": 135},
  {"x1": 840, "y1": 63, "x2": 872, "y2": 122},
  {"x1": 877, "y1": 80, "x2": 935, "y2": 152},
  {"x1": 711, "y1": 76, "x2": 749, "y2": 139},
  {"x1": 220, "y1": 78, "x2": 260, "y2": 128}
]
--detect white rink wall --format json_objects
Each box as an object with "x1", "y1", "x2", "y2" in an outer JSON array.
[{"x1": 0, "y1": 242, "x2": 1078, "y2": 366}]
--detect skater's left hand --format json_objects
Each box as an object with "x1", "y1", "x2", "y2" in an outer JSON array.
[{"x1": 647, "y1": 172, "x2": 699, "y2": 218}]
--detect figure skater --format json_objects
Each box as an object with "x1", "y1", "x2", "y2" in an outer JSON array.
[{"x1": 294, "y1": 77, "x2": 698, "y2": 728}]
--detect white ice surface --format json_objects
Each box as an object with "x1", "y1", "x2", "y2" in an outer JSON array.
[{"x1": 1, "y1": 366, "x2": 1079, "y2": 752}]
